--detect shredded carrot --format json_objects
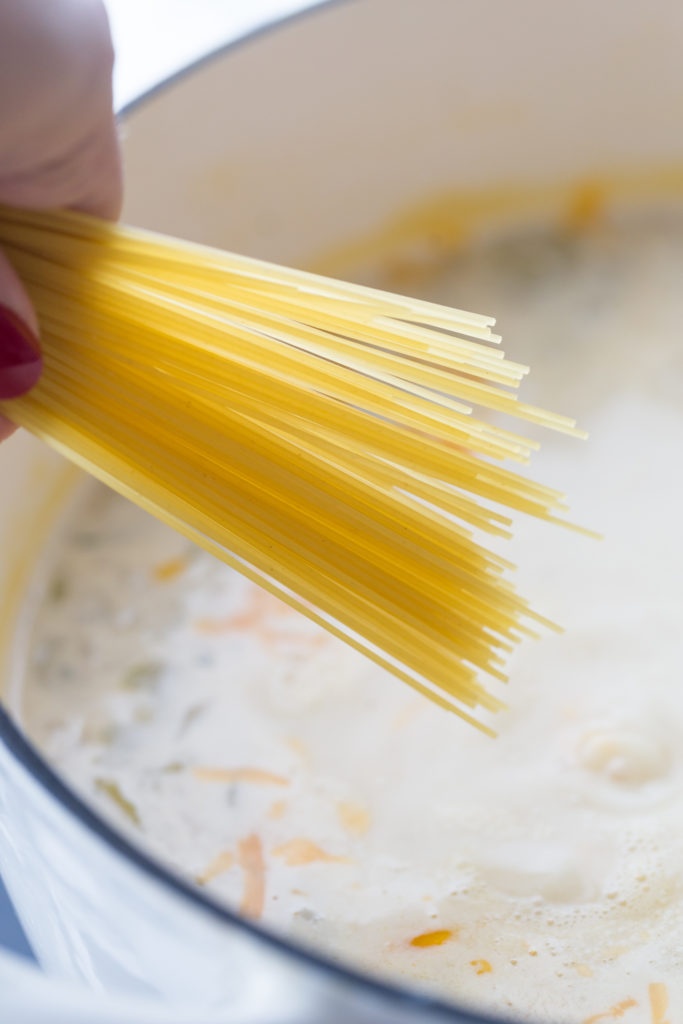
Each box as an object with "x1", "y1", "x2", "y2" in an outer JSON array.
[
  {"x1": 410, "y1": 929, "x2": 454, "y2": 949},
  {"x1": 582, "y1": 998, "x2": 638, "y2": 1024},
  {"x1": 197, "y1": 849, "x2": 234, "y2": 885},
  {"x1": 194, "y1": 588, "x2": 294, "y2": 635},
  {"x1": 194, "y1": 615, "x2": 331, "y2": 651},
  {"x1": 470, "y1": 958, "x2": 493, "y2": 974},
  {"x1": 152, "y1": 556, "x2": 189, "y2": 582},
  {"x1": 337, "y1": 801, "x2": 371, "y2": 836},
  {"x1": 649, "y1": 984, "x2": 670, "y2": 1024},
  {"x1": 237, "y1": 834, "x2": 265, "y2": 919},
  {"x1": 194, "y1": 588, "x2": 332, "y2": 653},
  {"x1": 193, "y1": 766, "x2": 289, "y2": 786},
  {"x1": 273, "y1": 838, "x2": 350, "y2": 867},
  {"x1": 245, "y1": 588, "x2": 298, "y2": 620},
  {"x1": 268, "y1": 800, "x2": 288, "y2": 820}
]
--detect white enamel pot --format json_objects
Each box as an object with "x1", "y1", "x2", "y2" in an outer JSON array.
[{"x1": 1, "y1": 0, "x2": 683, "y2": 1020}]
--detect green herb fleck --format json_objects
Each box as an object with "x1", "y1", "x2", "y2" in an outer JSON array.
[
  {"x1": 71, "y1": 531, "x2": 101, "y2": 548},
  {"x1": 83, "y1": 721, "x2": 119, "y2": 747},
  {"x1": 47, "y1": 576, "x2": 68, "y2": 604},
  {"x1": 120, "y1": 660, "x2": 165, "y2": 691},
  {"x1": 178, "y1": 703, "x2": 206, "y2": 736}
]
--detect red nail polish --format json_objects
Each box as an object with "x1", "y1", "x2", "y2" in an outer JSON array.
[{"x1": 0, "y1": 303, "x2": 42, "y2": 400}]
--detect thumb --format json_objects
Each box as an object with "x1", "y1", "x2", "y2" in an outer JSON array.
[{"x1": 0, "y1": 248, "x2": 42, "y2": 438}]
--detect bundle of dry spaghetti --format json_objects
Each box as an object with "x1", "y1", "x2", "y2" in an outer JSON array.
[{"x1": 0, "y1": 206, "x2": 585, "y2": 731}]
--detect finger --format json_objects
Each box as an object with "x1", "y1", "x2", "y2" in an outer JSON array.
[
  {"x1": 0, "y1": 0, "x2": 119, "y2": 439},
  {"x1": 0, "y1": 0, "x2": 119, "y2": 441},
  {"x1": 0, "y1": 0, "x2": 122, "y2": 220}
]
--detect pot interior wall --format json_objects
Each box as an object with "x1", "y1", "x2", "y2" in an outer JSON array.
[{"x1": 122, "y1": 0, "x2": 683, "y2": 266}]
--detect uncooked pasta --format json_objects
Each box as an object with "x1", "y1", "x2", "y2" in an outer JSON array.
[{"x1": 0, "y1": 206, "x2": 583, "y2": 726}]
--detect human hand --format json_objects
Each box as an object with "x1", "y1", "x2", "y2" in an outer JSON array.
[{"x1": 0, "y1": 0, "x2": 122, "y2": 440}]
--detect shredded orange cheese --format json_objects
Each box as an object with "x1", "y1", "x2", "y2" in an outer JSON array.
[
  {"x1": 649, "y1": 984, "x2": 670, "y2": 1024},
  {"x1": 470, "y1": 958, "x2": 493, "y2": 974},
  {"x1": 196, "y1": 849, "x2": 234, "y2": 885},
  {"x1": 194, "y1": 588, "x2": 295, "y2": 635},
  {"x1": 273, "y1": 839, "x2": 349, "y2": 867},
  {"x1": 237, "y1": 834, "x2": 265, "y2": 919},
  {"x1": 193, "y1": 766, "x2": 289, "y2": 786},
  {"x1": 337, "y1": 801, "x2": 371, "y2": 836},
  {"x1": 583, "y1": 998, "x2": 638, "y2": 1024},
  {"x1": 268, "y1": 800, "x2": 288, "y2": 820},
  {"x1": 410, "y1": 929, "x2": 454, "y2": 948},
  {"x1": 194, "y1": 590, "x2": 332, "y2": 653},
  {"x1": 152, "y1": 556, "x2": 189, "y2": 582}
]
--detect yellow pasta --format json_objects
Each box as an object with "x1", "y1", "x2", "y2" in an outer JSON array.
[{"x1": 0, "y1": 206, "x2": 586, "y2": 730}]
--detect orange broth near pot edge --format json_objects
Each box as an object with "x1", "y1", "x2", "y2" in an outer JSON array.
[{"x1": 18, "y1": 211, "x2": 683, "y2": 1023}]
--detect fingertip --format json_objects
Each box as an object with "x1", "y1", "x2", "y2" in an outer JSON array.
[
  {"x1": 0, "y1": 248, "x2": 39, "y2": 336},
  {"x1": 0, "y1": 247, "x2": 42, "y2": 401},
  {"x1": 0, "y1": 301, "x2": 42, "y2": 400}
]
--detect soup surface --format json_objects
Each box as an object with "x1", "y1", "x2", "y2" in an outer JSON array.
[{"x1": 20, "y1": 214, "x2": 683, "y2": 1023}]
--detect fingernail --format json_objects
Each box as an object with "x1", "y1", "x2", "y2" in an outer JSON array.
[{"x1": 0, "y1": 303, "x2": 42, "y2": 400}]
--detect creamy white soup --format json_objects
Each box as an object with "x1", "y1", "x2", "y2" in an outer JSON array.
[{"x1": 19, "y1": 214, "x2": 683, "y2": 1023}]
